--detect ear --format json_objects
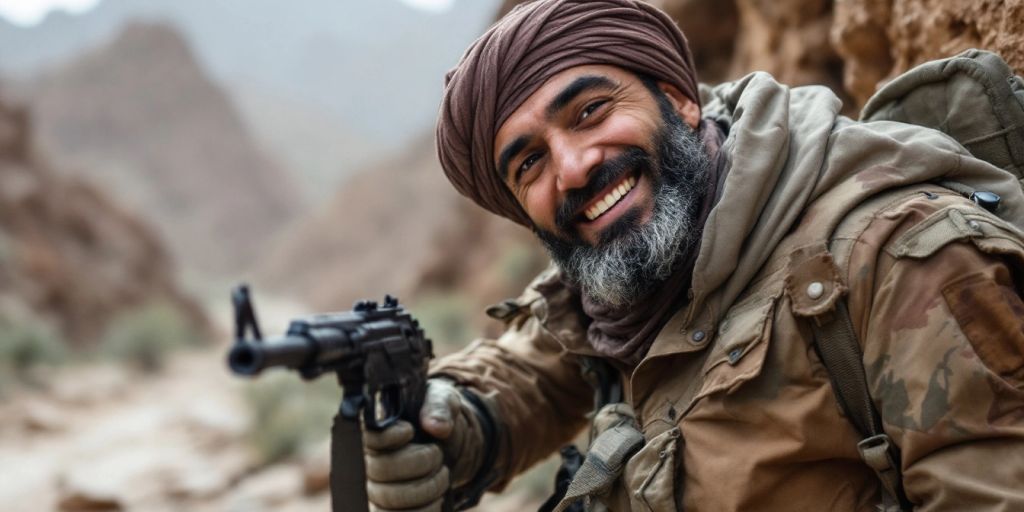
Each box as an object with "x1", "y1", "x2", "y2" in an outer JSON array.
[{"x1": 657, "y1": 82, "x2": 701, "y2": 129}]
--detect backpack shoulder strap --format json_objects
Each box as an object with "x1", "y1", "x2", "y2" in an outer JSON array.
[
  {"x1": 785, "y1": 186, "x2": 945, "y2": 511},
  {"x1": 810, "y1": 302, "x2": 910, "y2": 512},
  {"x1": 785, "y1": 242, "x2": 911, "y2": 512}
]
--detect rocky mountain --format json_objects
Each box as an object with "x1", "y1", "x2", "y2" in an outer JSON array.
[
  {"x1": 833, "y1": 0, "x2": 1024, "y2": 105},
  {"x1": 0, "y1": 93, "x2": 205, "y2": 346},
  {"x1": 26, "y1": 22, "x2": 299, "y2": 281},
  {"x1": 255, "y1": 134, "x2": 546, "y2": 325},
  {"x1": 0, "y1": 0, "x2": 502, "y2": 192}
]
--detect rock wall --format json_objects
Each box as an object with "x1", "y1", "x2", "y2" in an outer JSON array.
[
  {"x1": 833, "y1": 0, "x2": 1024, "y2": 105},
  {"x1": 498, "y1": 0, "x2": 846, "y2": 101},
  {"x1": 498, "y1": 0, "x2": 1022, "y2": 110},
  {"x1": 0, "y1": 94, "x2": 206, "y2": 346}
]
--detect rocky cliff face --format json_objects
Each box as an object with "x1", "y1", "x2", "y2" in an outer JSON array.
[
  {"x1": 499, "y1": 0, "x2": 1021, "y2": 111},
  {"x1": 833, "y1": 0, "x2": 1024, "y2": 105},
  {"x1": 0, "y1": 94, "x2": 205, "y2": 346},
  {"x1": 499, "y1": 0, "x2": 847, "y2": 101},
  {"x1": 27, "y1": 22, "x2": 299, "y2": 279}
]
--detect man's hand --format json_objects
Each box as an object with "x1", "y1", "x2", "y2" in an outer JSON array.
[{"x1": 364, "y1": 378, "x2": 488, "y2": 512}]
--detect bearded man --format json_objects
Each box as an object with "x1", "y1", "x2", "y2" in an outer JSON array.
[{"x1": 362, "y1": 1, "x2": 1024, "y2": 510}]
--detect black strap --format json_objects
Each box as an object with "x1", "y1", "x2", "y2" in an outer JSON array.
[
  {"x1": 330, "y1": 410, "x2": 369, "y2": 512},
  {"x1": 810, "y1": 300, "x2": 912, "y2": 511},
  {"x1": 537, "y1": 446, "x2": 585, "y2": 512}
]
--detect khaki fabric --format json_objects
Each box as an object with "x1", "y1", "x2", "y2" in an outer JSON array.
[{"x1": 432, "y1": 72, "x2": 1024, "y2": 510}]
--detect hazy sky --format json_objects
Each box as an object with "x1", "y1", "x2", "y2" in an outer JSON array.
[
  {"x1": 0, "y1": 0, "x2": 455, "y2": 26},
  {"x1": 0, "y1": 0, "x2": 100, "y2": 25}
]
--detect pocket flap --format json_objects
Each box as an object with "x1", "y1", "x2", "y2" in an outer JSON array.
[{"x1": 696, "y1": 296, "x2": 777, "y2": 401}]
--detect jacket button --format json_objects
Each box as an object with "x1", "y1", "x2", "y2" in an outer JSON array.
[
  {"x1": 691, "y1": 330, "x2": 706, "y2": 343},
  {"x1": 806, "y1": 281, "x2": 824, "y2": 299},
  {"x1": 728, "y1": 348, "x2": 743, "y2": 364}
]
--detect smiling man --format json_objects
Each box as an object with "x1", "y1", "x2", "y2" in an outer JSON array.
[
  {"x1": 503, "y1": 65, "x2": 712, "y2": 310},
  {"x1": 361, "y1": 1, "x2": 1024, "y2": 511}
]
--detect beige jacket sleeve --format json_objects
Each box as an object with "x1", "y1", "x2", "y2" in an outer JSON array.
[
  {"x1": 430, "y1": 268, "x2": 594, "y2": 489},
  {"x1": 845, "y1": 194, "x2": 1024, "y2": 510}
]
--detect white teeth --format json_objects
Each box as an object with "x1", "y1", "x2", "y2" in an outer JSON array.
[{"x1": 584, "y1": 176, "x2": 636, "y2": 221}]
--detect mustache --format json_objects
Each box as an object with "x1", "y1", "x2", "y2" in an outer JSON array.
[{"x1": 554, "y1": 147, "x2": 649, "y2": 233}]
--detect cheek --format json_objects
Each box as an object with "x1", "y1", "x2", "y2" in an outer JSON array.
[
  {"x1": 521, "y1": 174, "x2": 561, "y2": 230},
  {"x1": 595, "y1": 111, "x2": 657, "y2": 149}
]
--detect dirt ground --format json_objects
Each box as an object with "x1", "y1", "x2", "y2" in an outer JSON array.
[{"x1": 0, "y1": 340, "x2": 546, "y2": 511}]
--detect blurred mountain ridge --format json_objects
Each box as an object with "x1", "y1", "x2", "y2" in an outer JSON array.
[
  {"x1": 26, "y1": 21, "x2": 300, "y2": 282},
  {"x1": 255, "y1": 133, "x2": 547, "y2": 335},
  {"x1": 0, "y1": 0, "x2": 502, "y2": 195},
  {"x1": 0, "y1": 92, "x2": 206, "y2": 346}
]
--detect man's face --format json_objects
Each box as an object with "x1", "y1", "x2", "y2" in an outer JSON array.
[{"x1": 493, "y1": 65, "x2": 711, "y2": 306}]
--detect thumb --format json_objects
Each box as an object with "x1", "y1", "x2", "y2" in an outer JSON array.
[{"x1": 420, "y1": 379, "x2": 460, "y2": 440}]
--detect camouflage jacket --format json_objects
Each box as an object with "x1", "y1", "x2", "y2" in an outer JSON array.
[{"x1": 433, "y1": 72, "x2": 1024, "y2": 511}]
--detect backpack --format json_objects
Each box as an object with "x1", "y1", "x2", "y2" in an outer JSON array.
[{"x1": 814, "y1": 49, "x2": 1024, "y2": 511}]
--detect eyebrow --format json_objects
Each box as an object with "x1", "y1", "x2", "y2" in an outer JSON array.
[
  {"x1": 496, "y1": 75, "x2": 619, "y2": 182},
  {"x1": 545, "y1": 75, "x2": 618, "y2": 118}
]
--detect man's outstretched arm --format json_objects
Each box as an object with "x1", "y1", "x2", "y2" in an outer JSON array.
[{"x1": 430, "y1": 268, "x2": 595, "y2": 491}]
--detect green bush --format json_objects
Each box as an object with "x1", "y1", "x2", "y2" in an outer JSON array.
[
  {"x1": 497, "y1": 242, "x2": 546, "y2": 291},
  {"x1": 243, "y1": 372, "x2": 340, "y2": 465},
  {"x1": 98, "y1": 301, "x2": 200, "y2": 371},
  {"x1": 407, "y1": 293, "x2": 474, "y2": 352},
  {"x1": 0, "y1": 318, "x2": 67, "y2": 392},
  {"x1": 0, "y1": 232, "x2": 12, "y2": 264}
]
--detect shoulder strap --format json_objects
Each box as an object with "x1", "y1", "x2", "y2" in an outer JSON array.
[
  {"x1": 784, "y1": 187, "x2": 948, "y2": 512},
  {"x1": 810, "y1": 302, "x2": 911, "y2": 511}
]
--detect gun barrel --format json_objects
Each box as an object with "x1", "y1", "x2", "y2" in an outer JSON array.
[{"x1": 228, "y1": 335, "x2": 314, "y2": 376}]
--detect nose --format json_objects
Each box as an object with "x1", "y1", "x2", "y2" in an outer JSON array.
[{"x1": 551, "y1": 134, "x2": 601, "y2": 193}]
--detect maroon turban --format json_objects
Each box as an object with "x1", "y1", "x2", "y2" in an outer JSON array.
[{"x1": 436, "y1": 0, "x2": 699, "y2": 226}]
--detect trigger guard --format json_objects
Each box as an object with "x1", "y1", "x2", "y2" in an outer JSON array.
[{"x1": 363, "y1": 387, "x2": 404, "y2": 430}]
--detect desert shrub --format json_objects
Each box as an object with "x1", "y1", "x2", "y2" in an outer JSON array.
[
  {"x1": 407, "y1": 293, "x2": 474, "y2": 353},
  {"x1": 98, "y1": 301, "x2": 201, "y2": 371},
  {"x1": 243, "y1": 372, "x2": 340, "y2": 465},
  {"x1": 496, "y1": 242, "x2": 546, "y2": 292},
  {"x1": 0, "y1": 232, "x2": 12, "y2": 264},
  {"x1": 0, "y1": 318, "x2": 67, "y2": 392}
]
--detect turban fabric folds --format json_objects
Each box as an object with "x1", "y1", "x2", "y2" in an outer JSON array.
[{"x1": 435, "y1": 0, "x2": 699, "y2": 226}]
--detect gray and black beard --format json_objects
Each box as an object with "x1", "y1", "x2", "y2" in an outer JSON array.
[{"x1": 535, "y1": 105, "x2": 711, "y2": 308}]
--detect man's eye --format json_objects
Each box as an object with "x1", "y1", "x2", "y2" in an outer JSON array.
[
  {"x1": 519, "y1": 153, "x2": 541, "y2": 176},
  {"x1": 579, "y1": 100, "x2": 607, "y2": 122}
]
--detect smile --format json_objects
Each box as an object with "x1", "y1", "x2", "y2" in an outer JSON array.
[{"x1": 584, "y1": 175, "x2": 637, "y2": 221}]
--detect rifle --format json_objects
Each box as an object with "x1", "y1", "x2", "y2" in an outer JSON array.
[{"x1": 227, "y1": 284, "x2": 445, "y2": 512}]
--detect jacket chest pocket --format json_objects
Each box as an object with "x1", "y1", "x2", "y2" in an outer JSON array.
[
  {"x1": 621, "y1": 427, "x2": 681, "y2": 512},
  {"x1": 694, "y1": 294, "x2": 778, "y2": 403}
]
